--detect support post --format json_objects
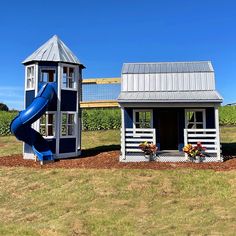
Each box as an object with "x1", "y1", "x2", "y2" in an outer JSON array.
[
  {"x1": 121, "y1": 106, "x2": 126, "y2": 160},
  {"x1": 56, "y1": 63, "x2": 61, "y2": 157},
  {"x1": 184, "y1": 128, "x2": 188, "y2": 160},
  {"x1": 215, "y1": 106, "x2": 221, "y2": 161}
]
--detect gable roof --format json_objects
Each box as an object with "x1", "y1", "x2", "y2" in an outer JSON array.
[
  {"x1": 122, "y1": 61, "x2": 213, "y2": 74},
  {"x1": 23, "y1": 35, "x2": 84, "y2": 66}
]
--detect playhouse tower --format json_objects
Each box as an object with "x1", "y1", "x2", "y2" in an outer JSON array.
[{"x1": 22, "y1": 35, "x2": 85, "y2": 159}]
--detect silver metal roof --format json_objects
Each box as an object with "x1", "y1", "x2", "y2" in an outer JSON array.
[
  {"x1": 122, "y1": 61, "x2": 214, "y2": 74},
  {"x1": 118, "y1": 91, "x2": 223, "y2": 103},
  {"x1": 23, "y1": 35, "x2": 84, "y2": 66}
]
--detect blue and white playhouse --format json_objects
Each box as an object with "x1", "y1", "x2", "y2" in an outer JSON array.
[
  {"x1": 11, "y1": 35, "x2": 223, "y2": 164},
  {"x1": 11, "y1": 35, "x2": 85, "y2": 163}
]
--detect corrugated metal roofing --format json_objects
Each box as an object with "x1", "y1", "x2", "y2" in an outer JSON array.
[
  {"x1": 122, "y1": 61, "x2": 214, "y2": 74},
  {"x1": 23, "y1": 35, "x2": 84, "y2": 66},
  {"x1": 118, "y1": 91, "x2": 223, "y2": 103}
]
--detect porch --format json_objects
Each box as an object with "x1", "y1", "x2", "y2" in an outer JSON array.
[{"x1": 120, "y1": 128, "x2": 222, "y2": 162}]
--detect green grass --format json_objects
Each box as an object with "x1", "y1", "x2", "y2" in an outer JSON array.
[
  {"x1": 0, "y1": 128, "x2": 236, "y2": 235},
  {"x1": 0, "y1": 168, "x2": 236, "y2": 235},
  {"x1": 1, "y1": 127, "x2": 236, "y2": 157},
  {"x1": 0, "y1": 136, "x2": 22, "y2": 157},
  {"x1": 82, "y1": 130, "x2": 120, "y2": 150}
]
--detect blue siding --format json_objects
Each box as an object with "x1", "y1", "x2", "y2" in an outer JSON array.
[
  {"x1": 61, "y1": 90, "x2": 77, "y2": 111},
  {"x1": 206, "y1": 107, "x2": 215, "y2": 128},
  {"x1": 25, "y1": 90, "x2": 35, "y2": 108},
  {"x1": 47, "y1": 139, "x2": 56, "y2": 154},
  {"x1": 59, "y1": 138, "x2": 76, "y2": 153},
  {"x1": 124, "y1": 108, "x2": 133, "y2": 128},
  {"x1": 177, "y1": 109, "x2": 185, "y2": 151}
]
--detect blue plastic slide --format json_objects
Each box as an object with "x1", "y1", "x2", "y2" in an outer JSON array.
[{"x1": 10, "y1": 83, "x2": 56, "y2": 163}]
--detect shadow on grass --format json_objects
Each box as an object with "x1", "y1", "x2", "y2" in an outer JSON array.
[
  {"x1": 56, "y1": 145, "x2": 120, "y2": 161},
  {"x1": 222, "y1": 143, "x2": 236, "y2": 160},
  {"x1": 82, "y1": 145, "x2": 120, "y2": 158}
]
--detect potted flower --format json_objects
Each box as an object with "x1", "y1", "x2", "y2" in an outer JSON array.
[
  {"x1": 139, "y1": 141, "x2": 158, "y2": 161},
  {"x1": 183, "y1": 142, "x2": 206, "y2": 163}
]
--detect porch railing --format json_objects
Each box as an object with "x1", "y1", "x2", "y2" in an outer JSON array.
[
  {"x1": 184, "y1": 129, "x2": 221, "y2": 160},
  {"x1": 121, "y1": 128, "x2": 156, "y2": 159}
]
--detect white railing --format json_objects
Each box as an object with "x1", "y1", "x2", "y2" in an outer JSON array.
[
  {"x1": 121, "y1": 128, "x2": 156, "y2": 158},
  {"x1": 184, "y1": 129, "x2": 221, "y2": 160}
]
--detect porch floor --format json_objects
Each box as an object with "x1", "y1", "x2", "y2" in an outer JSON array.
[
  {"x1": 157, "y1": 150, "x2": 185, "y2": 157},
  {"x1": 121, "y1": 151, "x2": 221, "y2": 163}
]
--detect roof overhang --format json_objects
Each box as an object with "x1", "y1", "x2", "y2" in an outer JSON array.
[{"x1": 118, "y1": 90, "x2": 223, "y2": 104}]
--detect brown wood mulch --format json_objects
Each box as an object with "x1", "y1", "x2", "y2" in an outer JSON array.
[{"x1": 0, "y1": 151, "x2": 236, "y2": 171}]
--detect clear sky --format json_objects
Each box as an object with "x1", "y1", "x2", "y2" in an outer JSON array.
[{"x1": 0, "y1": 0, "x2": 235, "y2": 109}]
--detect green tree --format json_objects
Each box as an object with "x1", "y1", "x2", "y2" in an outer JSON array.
[{"x1": 0, "y1": 103, "x2": 9, "y2": 111}]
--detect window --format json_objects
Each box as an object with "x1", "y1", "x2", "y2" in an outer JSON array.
[
  {"x1": 62, "y1": 66, "x2": 75, "y2": 89},
  {"x1": 40, "y1": 69, "x2": 56, "y2": 82},
  {"x1": 26, "y1": 66, "x2": 35, "y2": 89},
  {"x1": 133, "y1": 110, "x2": 153, "y2": 129},
  {"x1": 39, "y1": 113, "x2": 55, "y2": 137},
  {"x1": 61, "y1": 113, "x2": 75, "y2": 136},
  {"x1": 185, "y1": 110, "x2": 205, "y2": 129}
]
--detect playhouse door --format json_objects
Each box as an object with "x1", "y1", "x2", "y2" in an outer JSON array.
[{"x1": 159, "y1": 111, "x2": 178, "y2": 150}]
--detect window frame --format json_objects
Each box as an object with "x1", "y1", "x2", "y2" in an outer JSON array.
[
  {"x1": 61, "y1": 112, "x2": 76, "y2": 138},
  {"x1": 39, "y1": 112, "x2": 56, "y2": 138},
  {"x1": 133, "y1": 109, "x2": 153, "y2": 130},
  {"x1": 185, "y1": 109, "x2": 206, "y2": 129},
  {"x1": 61, "y1": 64, "x2": 77, "y2": 91},
  {"x1": 39, "y1": 67, "x2": 57, "y2": 83},
  {"x1": 25, "y1": 65, "x2": 35, "y2": 90}
]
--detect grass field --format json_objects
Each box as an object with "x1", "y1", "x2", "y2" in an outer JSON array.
[
  {"x1": 0, "y1": 168, "x2": 236, "y2": 235},
  {"x1": 0, "y1": 128, "x2": 236, "y2": 235}
]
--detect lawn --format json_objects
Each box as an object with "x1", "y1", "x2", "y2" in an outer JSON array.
[
  {"x1": 0, "y1": 127, "x2": 236, "y2": 235},
  {"x1": 0, "y1": 168, "x2": 236, "y2": 235}
]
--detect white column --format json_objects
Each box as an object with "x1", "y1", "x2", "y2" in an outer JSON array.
[
  {"x1": 184, "y1": 128, "x2": 188, "y2": 160},
  {"x1": 121, "y1": 106, "x2": 126, "y2": 160},
  {"x1": 56, "y1": 63, "x2": 61, "y2": 157},
  {"x1": 215, "y1": 106, "x2": 221, "y2": 161}
]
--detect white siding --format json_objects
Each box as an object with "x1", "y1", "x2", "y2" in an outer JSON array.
[{"x1": 122, "y1": 72, "x2": 215, "y2": 92}]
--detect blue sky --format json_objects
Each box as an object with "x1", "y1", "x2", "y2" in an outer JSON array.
[{"x1": 0, "y1": 0, "x2": 235, "y2": 109}]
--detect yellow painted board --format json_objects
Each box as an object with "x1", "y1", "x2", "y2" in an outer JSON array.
[
  {"x1": 80, "y1": 100, "x2": 119, "y2": 108},
  {"x1": 82, "y1": 78, "x2": 121, "y2": 84}
]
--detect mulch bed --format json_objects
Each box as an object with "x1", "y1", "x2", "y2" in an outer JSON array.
[{"x1": 0, "y1": 151, "x2": 236, "y2": 171}]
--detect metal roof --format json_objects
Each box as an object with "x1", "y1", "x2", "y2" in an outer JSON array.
[
  {"x1": 118, "y1": 90, "x2": 223, "y2": 103},
  {"x1": 23, "y1": 35, "x2": 84, "y2": 66},
  {"x1": 122, "y1": 61, "x2": 214, "y2": 74}
]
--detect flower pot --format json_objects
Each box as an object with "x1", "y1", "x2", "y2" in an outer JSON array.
[
  {"x1": 195, "y1": 156, "x2": 201, "y2": 163},
  {"x1": 144, "y1": 154, "x2": 151, "y2": 159}
]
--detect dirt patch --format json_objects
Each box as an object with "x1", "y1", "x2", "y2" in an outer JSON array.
[{"x1": 0, "y1": 151, "x2": 236, "y2": 171}]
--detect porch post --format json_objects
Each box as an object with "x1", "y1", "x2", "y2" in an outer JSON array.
[
  {"x1": 121, "y1": 106, "x2": 126, "y2": 160},
  {"x1": 215, "y1": 105, "x2": 221, "y2": 161},
  {"x1": 184, "y1": 128, "x2": 188, "y2": 160}
]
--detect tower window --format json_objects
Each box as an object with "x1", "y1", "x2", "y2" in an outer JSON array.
[
  {"x1": 39, "y1": 113, "x2": 56, "y2": 137},
  {"x1": 26, "y1": 66, "x2": 35, "y2": 89},
  {"x1": 40, "y1": 69, "x2": 56, "y2": 82},
  {"x1": 61, "y1": 113, "x2": 76, "y2": 136},
  {"x1": 62, "y1": 67, "x2": 76, "y2": 89}
]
